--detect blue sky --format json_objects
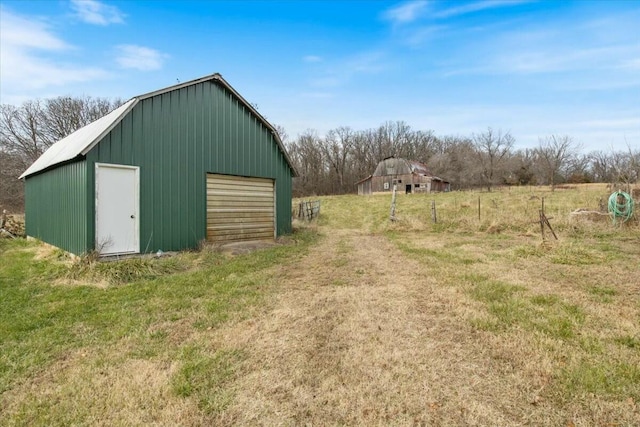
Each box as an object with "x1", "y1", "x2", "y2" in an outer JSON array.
[{"x1": 1, "y1": 0, "x2": 638, "y2": 152}]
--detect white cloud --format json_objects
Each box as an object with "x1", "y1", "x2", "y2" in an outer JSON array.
[
  {"x1": 301, "y1": 92, "x2": 335, "y2": 99},
  {"x1": 346, "y1": 51, "x2": 387, "y2": 74},
  {"x1": 309, "y1": 51, "x2": 388, "y2": 89},
  {"x1": 578, "y1": 118, "x2": 640, "y2": 130},
  {"x1": 303, "y1": 55, "x2": 322, "y2": 63},
  {"x1": 383, "y1": 1, "x2": 428, "y2": 25},
  {"x1": 434, "y1": 0, "x2": 530, "y2": 19},
  {"x1": 1, "y1": 9, "x2": 70, "y2": 51},
  {"x1": 496, "y1": 43, "x2": 640, "y2": 75},
  {"x1": 115, "y1": 45, "x2": 168, "y2": 71},
  {"x1": 383, "y1": 0, "x2": 527, "y2": 26},
  {"x1": 405, "y1": 24, "x2": 447, "y2": 45},
  {"x1": 441, "y1": 15, "x2": 640, "y2": 79},
  {"x1": 620, "y1": 58, "x2": 640, "y2": 70},
  {"x1": 0, "y1": 8, "x2": 109, "y2": 103},
  {"x1": 309, "y1": 76, "x2": 342, "y2": 88},
  {"x1": 70, "y1": 0, "x2": 124, "y2": 26}
]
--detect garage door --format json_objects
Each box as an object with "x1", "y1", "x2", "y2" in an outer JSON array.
[{"x1": 206, "y1": 174, "x2": 275, "y2": 244}]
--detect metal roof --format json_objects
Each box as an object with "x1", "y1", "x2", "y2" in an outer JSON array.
[
  {"x1": 20, "y1": 73, "x2": 296, "y2": 179},
  {"x1": 19, "y1": 100, "x2": 136, "y2": 179},
  {"x1": 373, "y1": 157, "x2": 432, "y2": 177},
  {"x1": 406, "y1": 160, "x2": 431, "y2": 175},
  {"x1": 367, "y1": 157, "x2": 450, "y2": 183}
]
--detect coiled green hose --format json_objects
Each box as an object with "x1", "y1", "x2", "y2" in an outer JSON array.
[{"x1": 608, "y1": 191, "x2": 635, "y2": 223}]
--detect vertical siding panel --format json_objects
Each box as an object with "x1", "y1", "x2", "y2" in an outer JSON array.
[
  {"x1": 219, "y1": 91, "x2": 224, "y2": 172},
  {"x1": 178, "y1": 88, "x2": 186, "y2": 248},
  {"x1": 138, "y1": 102, "x2": 150, "y2": 250},
  {"x1": 111, "y1": 120, "x2": 122, "y2": 162},
  {"x1": 153, "y1": 96, "x2": 163, "y2": 250},
  {"x1": 198, "y1": 84, "x2": 207, "y2": 242},
  {"x1": 24, "y1": 161, "x2": 88, "y2": 255},
  {"x1": 121, "y1": 112, "x2": 132, "y2": 163},
  {"x1": 167, "y1": 91, "x2": 175, "y2": 249},
  {"x1": 247, "y1": 117, "x2": 253, "y2": 176}
]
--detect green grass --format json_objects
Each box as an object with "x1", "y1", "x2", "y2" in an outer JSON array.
[
  {"x1": 615, "y1": 335, "x2": 640, "y2": 349},
  {"x1": 587, "y1": 285, "x2": 617, "y2": 303},
  {"x1": 388, "y1": 236, "x2": 481, "y2": 265},
  {"x1": 172, "y1": 345, "x2": 245, "y2": 414},
  {"x1": 0, "y1": 229, "x2": 317, "y2": 422},
  {"x1": 559, "y1": 360, "x2": 640, "y2": 400},
  {"x1": 462, "y1": 275, "x2": 584, "y2": 339}
]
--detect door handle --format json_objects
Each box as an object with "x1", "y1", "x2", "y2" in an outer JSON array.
[{"x1": 130, "y1": 215, "x2": 135, "y2": 219}]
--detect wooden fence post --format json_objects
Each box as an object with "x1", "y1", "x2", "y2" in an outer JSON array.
[
  {"x1": 431, "y1": 200, "x2": 437, "y2": 223},
  {"x1": 390, "y1": 184, "x2": 398, "y2": 221}
]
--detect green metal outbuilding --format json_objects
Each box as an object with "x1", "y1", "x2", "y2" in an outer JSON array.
[{"x1": 20, "y1": 73, "x2": 297, "y2": 256}]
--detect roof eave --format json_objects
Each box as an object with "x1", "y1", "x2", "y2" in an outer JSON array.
[
  {"x1": 355, "y1": 175, "x2": 373, "y2": 185},
  {"x1": 19, "y1": 99, "x2": 137, "y2": 179},
  {"x1": 79, "y1": 99, "x2": 139, "y2": 156}
]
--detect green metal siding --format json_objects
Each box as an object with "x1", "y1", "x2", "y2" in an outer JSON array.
[
  {"x1": 85, "y1": 81, "x2": 293, "y2": 253},
  {"x1": 24, "y1": 161, "x2": 89, "y2": 255}
]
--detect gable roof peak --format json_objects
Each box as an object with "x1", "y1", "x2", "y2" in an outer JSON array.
[{"x1": 20, "y1": 73, "x2": 297, "y2": 179}]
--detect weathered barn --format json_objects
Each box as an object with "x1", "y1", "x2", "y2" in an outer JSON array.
[
  {"x1": 20, "y1": 73, "x2": 296, "y2": 256},
  {"x1": 356, "y1": 157, "x2": 450, "y2": 195}
]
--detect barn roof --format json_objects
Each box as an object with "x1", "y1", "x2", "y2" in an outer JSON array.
[
  {"x1": 20, "y1": 73, "x2": 295, "y2": 179},
  {"x1": 373, "y1": 157, "x2": 433, "y2": 177}
]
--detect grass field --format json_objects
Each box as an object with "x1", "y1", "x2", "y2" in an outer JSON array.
[{"x1": 1, "y1": 184, "x2": 639, "y2": 425}]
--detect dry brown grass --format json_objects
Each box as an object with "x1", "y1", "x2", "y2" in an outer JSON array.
[
  {"x1": 1, "y1": 345, "x2": 209, "y2": 426},
  {"x1": 197, "y1": 185, "x2": 639, "y2": 425},
  {"x1": 206, "y1": 221, "x2": 639, "y2": 425},
  {"x1": 2, "y1": 184, "x2": 638, "y2": 426}
]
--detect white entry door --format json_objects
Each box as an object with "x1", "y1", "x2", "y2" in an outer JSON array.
[{"x1": 95, "y1": 163, "x2": 139, "y2": 255}]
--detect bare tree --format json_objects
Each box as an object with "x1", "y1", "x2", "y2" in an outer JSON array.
[
  {"x1": 0, "y1": 101, "x2": 47, "y2": 163},
  {"x1": 503, "y1": 149, "x2": 535, "y2": 186},
  {"x1": 274, "y1": 124, "x2": 289, "y2": 145},
  {"x1": 535, "y1": 135, "x2": 581, "y2": 190},
  {"x1": 403, "y1": 129, "x2": 437, "y2": 164},
  {"x1": 320, "y1": 127, "x2": 354, "y2": 194},
  {"x1": 40, "y1": 96, "x2": 122, "y2": 146},
  {"x1": 1, "y1": 96, "x2": 122, "y2": 162},
  {"x1": 0, "y1": 95, "x2": 124, "y2": 210},
  {"x1": 350, "y1": 129, "x2": 379, "y2": 182},
  {"x1": 428, "y1": 135, "x2": 475, "y2": 190},
  {"x1": 286, "y1": 130, "x2": 326, "y2": 196},
  {"x1": 609, "y1": 144, "x2": 640, "y2": 192},
  {"x1": 374, "y1": 121, "x2": 413, "y2": 160},
  {"x1": 566, "y1": 153, "x2": 592, "y2": 183},
  {"x1": 589, "y1": 150, "x2": 615, "y2": 183},
  {"x1": 0, "y1": 151, "x2": 27, "y2": 211},
  {"x1": 473, "y1": 127, "x2": 515, "y2": 191}
]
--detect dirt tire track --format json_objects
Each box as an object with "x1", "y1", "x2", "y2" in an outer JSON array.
[{"x1": 213, "y1": 229, "x2": 553, "y2": 426}]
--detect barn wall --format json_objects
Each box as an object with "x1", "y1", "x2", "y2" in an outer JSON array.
[
  {"x1": 370, "y1": 174, "x2": 416, "y2": 192},
  {"x1": 24, "y1": 160, "x2": 89, "y2": 255},
  {"x1": 361, "y1": 173, "x2": 447, "y2": 194},
  {"x1": 85, "y1": 81, "x2": 293, "y2": 252},
  {"x1": 357, "y1": 178, "x2": 372, "y2": 195}
]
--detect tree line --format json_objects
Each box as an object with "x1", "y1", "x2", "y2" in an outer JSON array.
[
  {"x1": 1, "y1": 96, "x2": 638, "y2": 211},
  {"x1": 281, "y1": 121, "x2": 640, "y2": 196}
]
